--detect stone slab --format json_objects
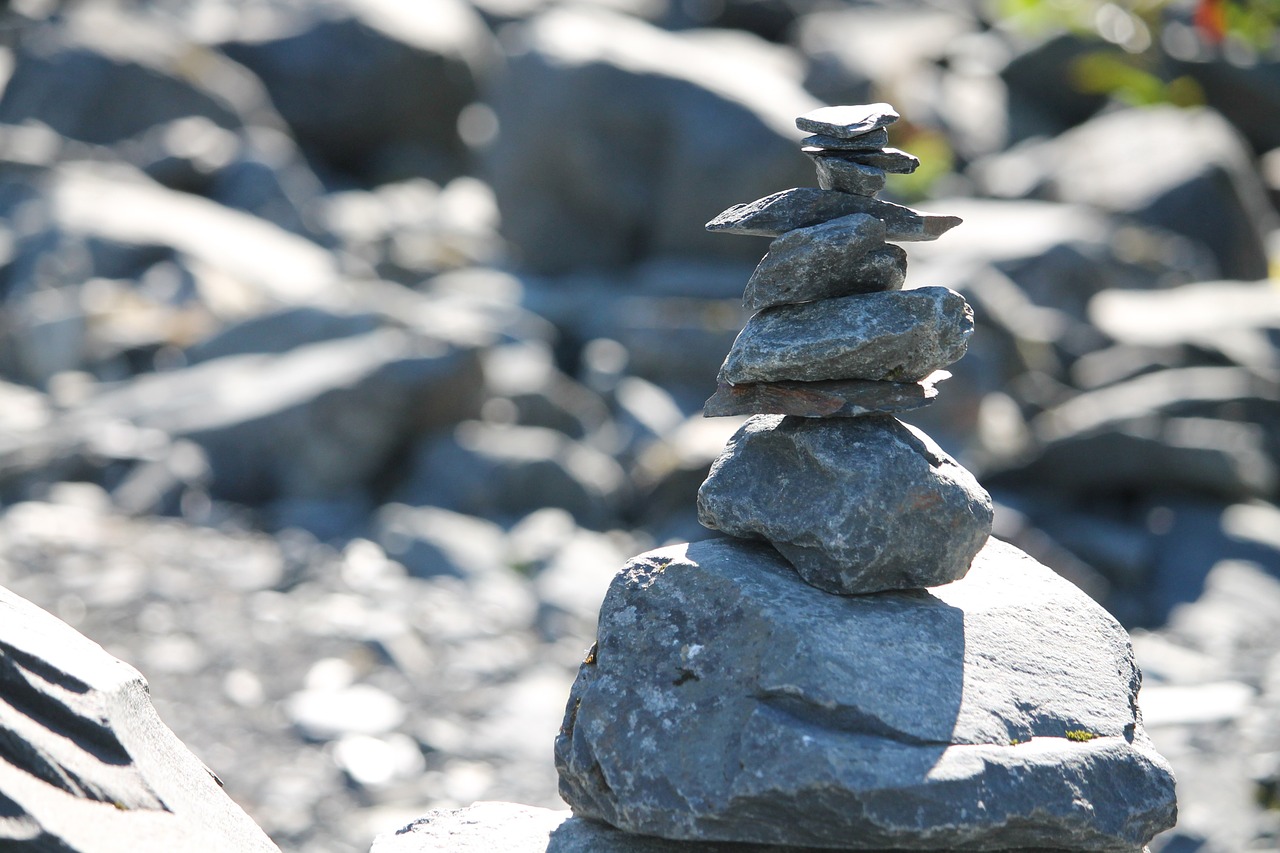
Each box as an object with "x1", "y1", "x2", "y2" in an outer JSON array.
[
  {"x1": 799, "y1": 127, "x2": 889, "y2": 150},
  {"x1": 555, "y1": 536, "x2": 1177, "y2": 850},
  {"x1": 720, "y1": 286, "x2": 973, "y2": 385},
  {"x1": 809, "y1": 155, "x2": 886, "y2": 195},
  {"x1": 702, "y1": 373, "x2": 943, "y2": 418},
  {"x1": 706, "y1": 188, "x2": 961, "y2": 241},
  {"x1": 795, "y1": 103, "x2": 899, "y2": 139},
  {"x1": 803, "y1": 146, "x2": 920, "y2": 174},
  {"x1": 743, "y1": 243, "x2": 906, "y2": 312}
]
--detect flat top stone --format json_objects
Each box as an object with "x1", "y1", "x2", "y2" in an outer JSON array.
[
  {"x1": 795, "y1": 103, "x2": 899, "y2": 139},
  {"x1": 706, "y1": 187, "x2": 961, "y2": 241},
  {"x1": 800, "y1": 127, "x2": 889, "y2": 150}
]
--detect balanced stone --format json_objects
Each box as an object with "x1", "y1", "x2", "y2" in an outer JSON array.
[
  {"x1": 696, "y1": 414, "x2": 992, "y2": 592},
  {"x1": 555, "y1": 536, "x2": 1177, "y2": 850},
  {"x1": 720, "y1": 286, "x2": 973, "y2": 385},
  {"x1": 800, "y1": 127, "x2": 890, "y2": 150},
  {"x1": 803, "y1": 146, "x2": 921, "y2": 174},
  {"x1": 745, "y1": 242, "x2": 906, "y2": 312},
  {"x1": 706, "y1": 187, "x2": 962, "y2": 241},
  {"x1": 743, "y1": 213, "x2": 894, "y2": 309},
  {"x1": 795, "y1": 103, "x2": 899, "y2": 138},
  {"x1": 807, "y1": 155, "x2": 886, "y2": 195},
  {"x1": 703, "y1": 373, "x2": 944, "y2": 418}
]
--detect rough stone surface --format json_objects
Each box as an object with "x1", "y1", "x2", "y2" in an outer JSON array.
[
  {"x1": 795, "y1": 103, "x2": 899, "y2": 138},
  {"x1": 743, "y1": 213, "x2": 896, "y2": 310},
  {"x1": 0, "y1": 583, "x2": 279, "y2": 851},
  {"x1": 745, "y1": 243, "x2": 905, "y2": 312},
  {"x1": 703, "y1": 374, "x2": 941, "y2": 418},
  {"x1": 806, "y1": 146, "x2": 919, "y2": 174},
  {"x1": 800, "y1": 127, "x2": 890, "y2": 150},
  {"x1": 809, "y1": 155, "x2": 886, "y2": 194},
  {"x1": 706, "y1": 187, "x2": 961, "y2": 240},
  {"x1": 555, "y1": 536, "x2": 1177, "y2": 850},
  {"x1": 721, "y1": 286, "x2": 973, "y2": 384},
  {"x1": 696, "y1": 414, "x2": 992, "y2": 592}
]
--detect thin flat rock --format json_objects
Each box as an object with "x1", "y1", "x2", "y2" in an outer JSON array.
[
  {"x1": 795, "y1": 103, "x2": 899, "y2": 139},
  {"x1": 742, "y1": 213, "x2": 897, "y2": 311},
  {"x1": 745, "y1": 241, "x2": 906, "y2": 312},
  {"x1": 807, "y1": 155, "x2": 886, "y2": 195},
  {"x1": 720, "y1": 286, "x2": 973, "y2": 385},
  {"x1": 801, "y1": 146, "x2": 920, "y2": 174},
  {"x1": 706, "y1": 187, "x2": 961, "y2": 241},
  {"x1": 800, "y1": 127, "x2": 889, "y2": 150},
  {"x1": 702, "y1": 373, "x2": 944, "y2": 418},
  {"x1": 556, "y1": 536, "x2": 1176, "y2": 849}
]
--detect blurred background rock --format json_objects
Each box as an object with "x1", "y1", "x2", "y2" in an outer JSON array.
[{"x1": 0, "y1": 0, "x2": 1277, "y2": 850}]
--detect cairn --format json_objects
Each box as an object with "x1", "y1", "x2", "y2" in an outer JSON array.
[{"x1": 554, "y1": 104, "x2": 1177, "y2": 851}]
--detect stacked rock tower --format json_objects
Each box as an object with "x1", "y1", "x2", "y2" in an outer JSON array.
[{"x1": 555, "y1": 105, "x2": 1177, "y2": 852}]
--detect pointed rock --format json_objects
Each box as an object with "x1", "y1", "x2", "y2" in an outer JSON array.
[
  {"x1": 720, "y1": 286, "x2": 973, "y2": 385},
  {"x1": 702, "y1": 373, "x2": 943, "y2": 418},
  {"x1": 556, "y1": 536, "x2": 1175, "y2": 848},
  {"x1": 706, "y1": 187, "x2": 961, "y2": 241},
  {"x1": 745, "y1": 242, "x2": 906, "y2": 312},
  {"x1": 795, "y1": 103, "x2": 899, "y2": 138},
  {"x1": 808, "y1": 155, "x2": 886, "y2": 195},
  {"x1": 800, "y1": 127, "x2": 889, "y2": 150},
  {"x1": 743, "y1": 213, "x2": 897, "y2": 311}
]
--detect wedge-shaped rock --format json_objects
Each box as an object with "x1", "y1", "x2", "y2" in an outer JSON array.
[
  {"x1": 742, "y1": 214, "x2": 902, "y2": 312},
  {"x1": 706, "y1": 187, "x2": 961, "y2": 241},
  {"x1": 804, "y1": 146, "x2": 920, "y2": 174},
  {"x1": 795, "y1": 103, "x2": 899, "y2": 138},
  {"x1": 800, "y1": 127, "x2": 889, "y2": 150},
  {"x1": 557, "y1": 536, "x2": 1177, "y2": 849},
  {"x1": 703, "y1": 374, "x2": 942, "y2": 419},
  {"x1": 721, "y1": 286, "x2": 972, "y2": 384},
  {"x1": 697, "y1": 414, "x2": 991, "y2": 590},
  {"x1": 809, "y1": 155, "x2": 886, "y2": 195}
]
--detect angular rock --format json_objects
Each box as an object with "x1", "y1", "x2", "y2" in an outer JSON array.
[
  {"x1": 744, "y1": 243, "x2": 906, "y2": 312},
  {"x1": 706, "y1": 187, "x2": 961, "y2": 241},
  {"x1": 799, "y1": 127, "x2": 890, "y2": 150},
  {"x1": 795, "y1": 103, "x2": 898, "y2": 138},
  {"x1": 702, "y1": 374, "x2": 942, "y2": 418},
  {"x1": 721, "y1": 286, "x2": 972, "y2": 384},
  {"x1": 803, "y1": 146, "x2": 919, "y2": 174},
  {"x1": 555, "y1": 536, "x2": 1177, "y2": 849},
  {"x1": 744, "y1": 213, "x2": 887, "y2": 303},
  {"x1": 696, "y1": 414, "x2": 992, "y2": 592},
  {"x1": 808, "y1": 155, "x2": 886, "y2": 195},
  {"x1": 0, "y1": 584, "x2": 279, "y2": 851}
]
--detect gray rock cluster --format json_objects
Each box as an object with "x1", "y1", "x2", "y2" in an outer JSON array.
[{"x1": 552, "y1": 104, "x2": 1178, "y2": 852}]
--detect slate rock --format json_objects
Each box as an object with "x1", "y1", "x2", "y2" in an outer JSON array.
[
  {"x1": 703, "y1": 374, "x2": 942, "y2": 418},
  {"x1": 742, "y1": 213, "x2": 897, "y2": 311},
  {"x1": 804, "y1": 146, "x2": 919, "y2": 174},
  {"x1": 794, "y1": 103, "x2": 899, "y2": 138},
  {"x1": 0, "y1": 584, "x2": 279, "y2": 851},
  {"x1": 697, "y1": 415, "x2": 992, "y2": 592},
  {"x1": 706, "y1": 187, "x2": 962, "y2": 241},
  {"x1": 721, "y1": 286, "x2": 973, "y2": 385},
  {"x1": 808, "y1": 155, "x2": 886, "y2": 195},
  {"x1": 799, "y1": 127, "x2": 890, "y2": 151},
  {"x1": 556, "y1": 536, "x2": 1177, "y2": 849}
]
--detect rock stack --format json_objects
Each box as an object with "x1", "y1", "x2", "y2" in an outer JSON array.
[{"x1": 553, "y1": 104, "x2": 1178, "y2": 852}]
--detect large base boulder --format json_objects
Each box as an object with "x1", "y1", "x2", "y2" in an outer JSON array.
[{"x1": 555, "y1": 536, "x2": 1177, "y2": 851}]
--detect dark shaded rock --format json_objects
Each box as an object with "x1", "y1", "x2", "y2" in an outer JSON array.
[
  {"x1": 556, "y1": 536, "x2": 1176, "y2": 849},
  {"x1": 810, "y1": 146, "x2": 919, "y2": 174},
  {"x1": 742, "y1": 213, "x2": 897, "y2": 311},
  {"x1": 221, "y1": 0, "x2": 497, "y2": 184},
  {"x1": 0, "y1": 583, "x2": 278, "y2": 851},
  {"x1": 703, "y1": 374, "x2": 942, "y2": 418},
  {"x1": 1000, "y1": 33, "x2": 1109, "y2": 144},
  {"x1": 798, "y1": 127, "x2": 889, "y2": 150},
  {"x1": 808, "y1": 155, "x2": 886, "y2": 195},
  {"x1": 721, "y1": 286, "x2": 973, "y2": 385},
  {"x1": 794, "y1": 103, "x2": 898, "y2": 138},
  {"x1": 486, "y1": 8, "x2": 818, "y2": 274},
  {"x1": 697, "y1": 415, "x2": 992, "y2": 593},
  {"x1": 706, "y1": 187, "x2": 962, "y2": 241},
  {"x1": 744, "y1": 244, "x2": 905, "y2": 312}
]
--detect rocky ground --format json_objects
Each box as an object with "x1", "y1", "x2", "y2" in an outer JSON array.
[{"x1": 0, "y1": 0, "x2": 1279, "y2": 851}]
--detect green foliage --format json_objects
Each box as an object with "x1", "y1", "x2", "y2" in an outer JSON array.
[
  {"x1": 1064, "y1": 729, "x2": 1098, "y2": 742},
  {"x1": 885, "y1": 128, "x2": 953, "y2": 203}
]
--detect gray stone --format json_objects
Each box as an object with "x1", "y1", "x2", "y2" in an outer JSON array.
[
  {"x1": 749, "y1": 243, "x2": 907, "y2": 312},
  {"x1": 803, "y1": 146, "x2": 919, "y2": 174},
  {"x1": 556, "y1": 536, "x2": 1177, "y2": 849},
  {"x1": 702, "y1": 374, "x2": 942, "y2": 418},
  {"x1": 799, "y1": 127, "x2": 889, "y2": 150},
  {"x1": 808, "y1": 155, "x2": 886, "y2": 195},
  {"x1": 742, "y1": 213, "x2": 896, "y2": 311},
  {"x1": 696, "y1": 415, "x2": 992, "y2": 592},
  {"x1": 0, "y1": 584, "x2": 279, "y2": 851},
  {"x1": 721, "y1": 286, "x2": 973, "y2": 385},
  {"x1": 794, "y1": 103, "x2": 898, "y2": 138},
  {"x1": 706, "y1": 187, "x2": 962, "y2": 241}
]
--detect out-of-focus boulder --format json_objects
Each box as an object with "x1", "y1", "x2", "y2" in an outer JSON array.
[
  {"x1": 220, "y1": 0, "x2": 499, "y2": 184},
  {"x1": 485, "y1": 7, "x2": 818, "y2": 274},
  {"x1": 998, "y1": 33, "x2": 1109, "y2": 144},
  {"x1": 0, "y1": 583, "x2": 279, "y2": 851}
]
